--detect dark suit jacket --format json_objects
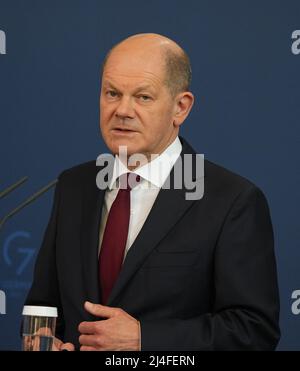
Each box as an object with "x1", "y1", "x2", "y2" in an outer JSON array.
[{"x1": 25, "y1": 137, "x2": 280, "y2": 350}]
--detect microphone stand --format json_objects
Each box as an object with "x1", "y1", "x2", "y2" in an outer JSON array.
[{"x1": 0, "y1": 179, "x2": 58, "y2": 231}]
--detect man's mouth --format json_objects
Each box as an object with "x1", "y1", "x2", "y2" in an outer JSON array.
[{"x1": 112, "y1": 128, "x2": 137, "y2": 134}]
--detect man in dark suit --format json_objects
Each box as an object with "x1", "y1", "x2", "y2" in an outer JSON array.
[{"x1": 25, "y1": 33, "x2": 280, "y2": 351}]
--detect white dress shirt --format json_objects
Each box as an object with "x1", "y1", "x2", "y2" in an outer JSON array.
[{"x1": 98, "y1": 136, "x2": 182, "y2": 259}]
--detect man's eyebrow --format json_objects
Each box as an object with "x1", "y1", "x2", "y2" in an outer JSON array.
[
  {"x1": 102, "y1": 81, "x2": 155, "y2": 94},
  {"x1": 134, "y1": 85, "x2": 155, "y2": 93},
  {"x1": 102, "y1": 81, "x2": 119, "y2": 90}
]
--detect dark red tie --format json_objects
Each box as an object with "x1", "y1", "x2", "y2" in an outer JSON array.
[{"x1": 99, "y1": 172, "x2": 140, "y2": 304}]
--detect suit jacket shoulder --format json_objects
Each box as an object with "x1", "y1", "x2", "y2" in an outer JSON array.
[{"x1": 58, "y1": 160, "x2": 97, "y2": 186}]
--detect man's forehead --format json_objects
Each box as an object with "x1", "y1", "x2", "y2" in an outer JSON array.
[
  {"x1": 101, "y1": 44, "x2": 168, "y2": 90},
  {"x1": 105, "y1": 40, "x2": 166, "y2": 67},
  {"x1": 103, "y1": 56, "x2": 165, "y2": 87},
  {"x1": 111, "y1": 36, "x2": 166, "y2": 55},
  {"x1": 102, "y1": 73, "x2": 162, "y2": 92},
  {"x1": 106, "y1": 49, "x2": 163, "y2": 70},
  {"x1": 103, "y1": 79, "x2": 154, "y2": 90}
]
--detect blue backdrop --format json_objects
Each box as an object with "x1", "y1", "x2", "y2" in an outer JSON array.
[{"x1": 1, "y1": 0, "x2": 299, "y2": 350}]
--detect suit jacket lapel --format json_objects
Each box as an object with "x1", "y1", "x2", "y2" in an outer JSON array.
[
  {"x1": 108, "y1": 186, "x2": 195, "y2": 306},
  {"x1": 80, "y1": 171, "x2": 105, "y2": 308},
  {"x1": 108, "y1": 138, "x2": 202, "y2": 306}
]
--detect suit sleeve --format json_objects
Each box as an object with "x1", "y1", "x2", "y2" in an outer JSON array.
[
  {"x1": 140, "y1": 185, "x2": 280, "y2": 350},
  {"x1": 24, "y1": 175, "x2": 65, "y2": 340}
]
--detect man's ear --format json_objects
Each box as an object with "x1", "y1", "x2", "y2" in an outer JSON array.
[{"x1": 173, "y1": 92, "x2": 194, "y2": 127}]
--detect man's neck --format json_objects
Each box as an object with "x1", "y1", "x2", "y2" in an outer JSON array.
[{"x1": 120, "y1": 134, "x2": 179, "y2": 171}]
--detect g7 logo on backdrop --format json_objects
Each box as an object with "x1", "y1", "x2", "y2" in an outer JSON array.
[
  {"x1": 3, "y1": 231, "x2": 35, "y2": 276},
  {"x1": 291, "y1": 30, "x2": 300, "y2": 55},
  {"x1": 1, "y1": 178, "x2": 57, "y2": 276},
  {"x1": 0, "y1": 29, "x2": 6, "y2": 54}
]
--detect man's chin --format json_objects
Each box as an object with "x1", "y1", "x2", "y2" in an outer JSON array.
[
  {"x1": 110, "y1": 144, "x2": 150, "y2": 167},
  {"x1": 108, "y1": 139, "x2": 139, "y2": 156},
  {"x1": 114, "y1": 146, "x2": 141, "y2": 157}
]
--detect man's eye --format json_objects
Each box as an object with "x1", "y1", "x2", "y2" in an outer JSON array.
[
  {"x1": 107, "y1": 91, "x2": 118, "y2": 98},
  {"x1": 139, "y1": 95, "x2": 151, "y2": 101}
]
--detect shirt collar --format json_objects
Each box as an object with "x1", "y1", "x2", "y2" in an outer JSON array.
[{"x1": 108, "y1": 136, "x2": 182, "y2": 190}]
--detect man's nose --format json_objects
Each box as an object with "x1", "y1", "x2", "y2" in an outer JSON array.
[{"x1": 115, "y1": 96, "x2": 135, "y2": 119}]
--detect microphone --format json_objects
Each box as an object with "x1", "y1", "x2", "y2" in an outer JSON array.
[
  {"x1": 0, "y1": 179, "x2": 58, "y2": 230},
  {"x1": 0, "y1": 177, "x2": 28, "y2": 199}
]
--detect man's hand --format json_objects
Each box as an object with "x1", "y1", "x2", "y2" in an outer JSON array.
[
  {"x1": 78, "y1": 301, "x2": 141, "y2": 351},
  {"x1": 52, "y1": 337, "x2": 75, "y2": 351}
]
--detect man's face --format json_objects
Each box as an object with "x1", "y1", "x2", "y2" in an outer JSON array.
[{"x1": 100, "y1": 47, "x2": 178, "y2": 160}]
